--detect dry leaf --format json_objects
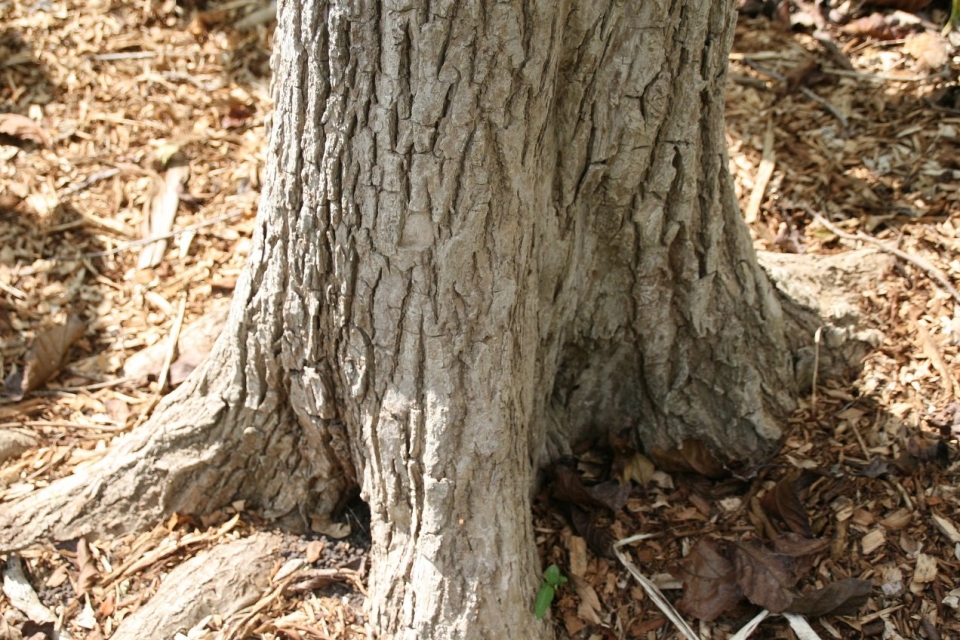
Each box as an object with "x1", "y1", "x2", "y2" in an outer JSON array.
[
  {"x1": 649, "y1": 439, "x2": 728, "y2": 479},
  {"x1": 783, "y1": 59, "x2": 823, "y2": 93},
  {"x1": 841, "y1": 14, "x2": 910, "y2": 39},
  {"x1": 75, "y1": 539, "x2": 100, "y2": 597},
  {"x1": 677, "y1": 539, "x2": 741, "y2": 621},
  {"x1": 569, "y1": 506, "x2": 615, "y2": 559},
  {"x1": 760, "y1": 472, "x2": 813, "y2": 537},
  {"x1": 772, "y1": 533, "x2": 831, "y2": 558},
  {"x1": 221, "y1": 100, "x2": 255, "y2": 129},
  {"x1": 4, "y1": 315, "x2": 86, "y2": 400},
  {"x1": 0, "y1": 113, "x2": 49, "y2": 146},
  {"x1": 616, "y1": 452, "x2": 656, "y2": 487},
  {"x1": 733, "y1": 540, "x2": 798, "y2": 613},
  {"x1": 786, "y1": 578, "x2": 872, "y2": 616},
  {"x1": 551, "y1": 464, "x2": 630, "y2": 511},
  {"x1": 574, "y1": 577, "x2": 602, "y2": 624}
]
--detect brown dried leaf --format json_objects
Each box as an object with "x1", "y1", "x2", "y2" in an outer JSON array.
[
  {"x1": 75, "y1": 539, "x2": 99, "y2": 597},
  {"x1": 773, "y1": 533, "x2": 831, "y2": 558},
  {"x1": 760, "y1": 472, "x2": 813, "y2": 537},
  {"x1": 784, "y1": 59, "x2": 823, "y2": 93},
  {"x1": 221, "y1": 100, "x2": 255, "y2": 129},
  {"x1": 677, "y1": 539, "x2": 741, "y2": 622},
  {"x1": 569, "y1": 506, "x2": 615, "y2": 559},
  {"x1": 552, "y1": 465, "x2": 629, "y2": 511},
  {"x1": 903, "y1": 33, "x2": 949, "y2": 71},
  {"x1": 0, "y1": 113, "x2": 49, "y2": 146},
  {"x1": 733, "y1": 540, "x2": 798, "y2": 613},
  {"x1": 5, "y1": 316, "x2": 86, "y2": 400},
  {"x1": 840, "y1": 14, "x2": 910, "y2": 40},
  {"x1": 615, "y1": 452, "x2": 656, "y2": 487},
  {"x1": 649, "y1": 439, "x2": 728, "y2": 479},
  {"x1": 786, "y1": 578, "x2": 871, "y2": 616}
]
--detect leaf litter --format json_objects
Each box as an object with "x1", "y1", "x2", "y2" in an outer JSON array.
[{"x1": 3, "y1": 0, "x2": 960, "y2": 637}]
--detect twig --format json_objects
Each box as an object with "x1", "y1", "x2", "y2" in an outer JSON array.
[
  {"x1": 813, "y1": 213, "x2": 960, "y2": 305},
  {"x1": 77, "y1": 211, "x2": 245, "y2": 259},
  {"x1": 59, "y1": 168, "x2": 121, "y2": 197},
  {"x1": 824, "y1": 67, "x2": 949, "y2": 83},
  {"x1": 741, "y1": 59, "x2": 847, "y2": 127},
  {"x1": 613, "y1": 534, "x2": 699, "y2": 640},
  {"x1": 157, "y1": 294, "x2": 188, "y2": 393}
]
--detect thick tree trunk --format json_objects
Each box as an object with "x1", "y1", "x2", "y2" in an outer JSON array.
[{"x1": 0, "y1": 1, "x2": 810, "y2": 638}]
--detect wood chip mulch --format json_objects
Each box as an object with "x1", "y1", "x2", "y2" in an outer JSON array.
[{"x1": 2, "y1": 0, "x2": 960, "y2": 638}]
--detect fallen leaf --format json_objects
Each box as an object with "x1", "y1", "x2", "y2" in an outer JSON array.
[
  {"x1": 75, "y1": 538, "x2": 100, "y2": 597},
  {"x1": 649, "y1": 439, "x2": 728, "y2": 479},
  {"x1": 786, "y1": 578, "x2": 872, "y2": 616},
  {"x1": 0, "y1": 113, "x2": 49, "y2": 146},
  {"x1": 221, "y1": 100, "x2": 255, "y2": 129},
  {"x1": 772, "y1": 533, "x2": 831, "y2": 558},
  {"x1": 552, "y1": 464, "x2": 630, "y2": 511},
  {"x1": 4, "y1": 315, "x2": 86, "y2": 400},
  {"x1": 569, "y1": 506, "x2": 615, "y2": 559},
  {"x1": 616, "y1": 452, "x2": 656, "y2": 486},
  {"x1": 733, "y1": 540, "x2": 798, "y2": 613},
  {"x1": 783, "y1": 59, "x2": 823, "y2": 93},
  {"x1": 841, "y1": 14, "x2": 910, "y2": 39},
  {"x1": 760, "y1": 472, "x2": 813, "y2": 537},
  {"x1": 574, "y1": 577, "x2": 602, "y2": 624},
  {"x1": 677, "y1": 539, "x2": 741, "y2": 621}
]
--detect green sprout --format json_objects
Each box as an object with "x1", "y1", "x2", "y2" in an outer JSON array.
[{"x1": 534, "y1": 564, "x2": 568, "y2": 619}]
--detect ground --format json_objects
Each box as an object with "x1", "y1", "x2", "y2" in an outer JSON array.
[{"x1": 1, "y1": 0, "x2": 960, "y2": 638}]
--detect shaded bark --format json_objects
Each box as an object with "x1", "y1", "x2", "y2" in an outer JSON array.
[{"x1": 0, "y1": 1, "x2": 847, "y2": 638}]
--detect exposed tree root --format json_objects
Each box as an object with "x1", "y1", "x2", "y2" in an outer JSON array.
[
  {"x1": 759, "y1": 248, "x2": 889, "y2": 389},
  {"x1": 110, "y1": 532, "x2": 282, "y2": 640},
  {"x1": 0, "y1": 346, "x2": 351, "y2": 552}
]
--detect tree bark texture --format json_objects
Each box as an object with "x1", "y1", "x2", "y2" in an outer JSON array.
[{"x1": 0, "y1": 1, "x2": 806, "y2": 638}]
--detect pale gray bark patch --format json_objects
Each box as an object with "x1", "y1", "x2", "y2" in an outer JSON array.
[
  {"x1": 759, "y1": 248, "x2": 890, "y2": 388},
  {"x1": 110, "y1": 532, "x2": 282, "y2": 640}
]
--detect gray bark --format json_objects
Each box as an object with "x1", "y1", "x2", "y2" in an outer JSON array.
[{"x1": 0, "y1": 1, "x2": 831, "y2": 638}]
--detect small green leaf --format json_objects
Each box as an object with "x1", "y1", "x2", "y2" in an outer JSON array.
[
  {"x1": 534, "y1": 584, "x2": 555, "y2": 619},
  {"x1": 544, "y1": 564, "x2": 562, "y2": 585}
]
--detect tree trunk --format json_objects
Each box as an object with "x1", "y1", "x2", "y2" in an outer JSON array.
[{"x1": 1, "y1": 1, "x2": 808, "y2": 638}]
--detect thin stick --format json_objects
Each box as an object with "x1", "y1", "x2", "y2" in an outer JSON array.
[
  {"x1": 813, "y1": 213, "x2": 960, "y2": 305},
  {"x1": 741, "y1": 59, "x2": 847, "y2": 127},
  {"x1": 812, "y1": 327, "x2": 822, "y2": 410},
  {"x1": 157, "y1": 294, "x2": 188, "y2": 393}
]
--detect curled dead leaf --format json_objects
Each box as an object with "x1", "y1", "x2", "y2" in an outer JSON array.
[
  {"x1": 4, "y1": 315, "x2": 86, "y2": 400},
  {"x1": 760, "y1": 471, "x2": 813, "y2": 537},
  {"x1": 677, "y1": 539, "x2": 741, "y2": 622},
  {"x1": 733, "y1": 540, "x2": 798, "y2": 613},
  {"x1": 786, "y1": 578, "x2": 871, "y2": 616},
  {"x1": 0, "y1": 113, "x2": 49, "y2": 147},
  {"x1": 649, "y1": 439, "x2": 728, "y2": 479}
]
